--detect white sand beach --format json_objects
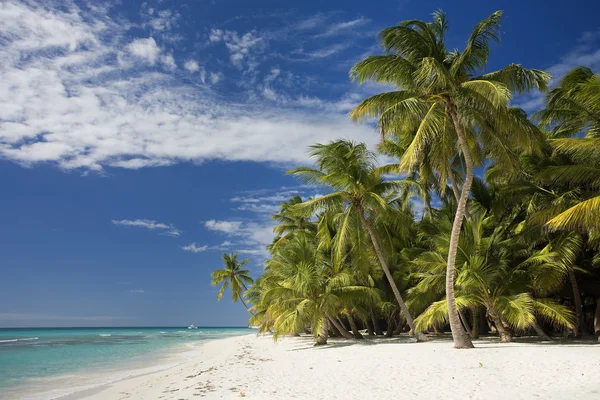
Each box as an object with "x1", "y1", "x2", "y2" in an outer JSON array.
[{"x1": 59, "y1": 334, "x2": 600, "y2": 400}]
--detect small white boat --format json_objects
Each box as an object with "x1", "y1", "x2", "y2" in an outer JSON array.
[{"x1": 187, "y1": 324, "x2": 198, "y2": 329}]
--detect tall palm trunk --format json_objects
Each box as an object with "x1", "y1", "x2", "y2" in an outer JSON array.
[
  {"x1": 345, "y1": 309, "x2": 364, "y2": 339},
  {"x1": 446, "y1": 104, "x2": 475, "y2": 349},
  {"x1": 359, "y1": 211, "x2": 423, "y2": 341},
  {"x1": 568, "y1": 269, "x2": 585, "y2": 337}
]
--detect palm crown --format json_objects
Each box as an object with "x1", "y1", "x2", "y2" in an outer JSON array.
[{"x1": 211, "y1": 252, "x2": 254, "y2": 313}]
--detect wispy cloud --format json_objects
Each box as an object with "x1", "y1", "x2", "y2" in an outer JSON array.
[
  {"x1": 128, "y1": 289, "x2": 145, "y2": 293},
  {"x1": 182, "y1": 241, "x2": 231, "y2": 253},
  {"x1": 112, "y1": 219, "x2": 181, "y2": 237},
  {"x1": 314, "y1": 17, "x2": 370, "y2": 38},
  {"x1": 0, "y1": 0, "x2": 377, "y2": 171},
  {"x1": 515, "y1": 29, "x2": 600, "y2": 113}
]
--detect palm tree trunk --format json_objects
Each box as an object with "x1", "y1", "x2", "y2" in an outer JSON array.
[
  {"x1": 594, "y1": 298, "x2": 600, "y2": 344},
  {"x1": 446, "y1": 105, "x2": 475, "y2": 349},
  {"x1": 393, "y1": 317, "x2": 404, "y2": 335},
  {"x1": 315, "y1": 319, "x2": 329, "y2": 346},
  {"x1": 471, "y1": 307, "x2": 480, "y2": 339},
  {"x1": 238, "y1": 294, "x2": 255, "y2": 315},
  {"x1": 458, "y1": 308, "x2": 472, "y2": 336},
  {"x1": 449, "y1": 173, "x2": 471, "y2": 219},
  {"x1": 329, "y1": 316, "x2": 354, "y2": 339},
  {"x1": 568, "y1": 269, "x2": 585, "y2": 337},
  {"x1": 488, "y1": 307, "x2": 513, "y2": 342},
  {"x1": 371, "y1": 313, "x2": 384, "y2": 336},
  {"x1": 345, "y1": 309, "x2": 364, "y2": 339},
  {"x1": 366, "y1": 320, "x2": 375, "y2": 336},
  {"x1": 385, "y1": 317, "x2": 395, "y2": 337},
  {"x1": 359, "y1": 212, "x2": 424, "y2": 341},
  {"x1": 532, "y1": 320, "x2": 551, "y2": 341}
]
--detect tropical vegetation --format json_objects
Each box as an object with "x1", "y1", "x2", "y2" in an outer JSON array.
[{"x1": 212, "y1": 10, "x2": 600, "y2": 348}]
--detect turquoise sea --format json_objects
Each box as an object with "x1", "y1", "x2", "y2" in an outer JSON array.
[{"x1": 0, "y1": 327, "x2": 254, "y2": 399}]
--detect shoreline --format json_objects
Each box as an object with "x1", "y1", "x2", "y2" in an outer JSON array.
[
  {"x1": 28, "y1": 333, "x2": 600, "y2": 400},
  {"x1": 3, "y1": 334, "x2": 256, "y2": 400}
]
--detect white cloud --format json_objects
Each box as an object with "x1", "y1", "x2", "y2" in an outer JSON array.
[
  {"x1": 0, "y1": 1, "x2": 378, "y2": 172},
  {"x1": 127, "y1": 37, "x2": 161, "y2": 65},
  {"x1": 161, "y1": 54, "x2": 176, "y2": 70},
  {"x1": 182, "y1": 240, "x2": 231, "y2": 253},
  {"x1": 129, "y1": 289, "x2": 145, "y2": 293},
  {"x1": 209, "y1": 29, "x2": 265, "y2": 70},
  {"x1": 204, "y1": 220, "x2": 243, "y2": 233},
  {"x1": 112, "y1": 219, "x2": 181, "y2": 237},
  {"x1": 184, "y1": 59, "x2": 200, "y2": 72},
  {"x1": 182, "y1": 243, "x2": 209, "y2": 253}
]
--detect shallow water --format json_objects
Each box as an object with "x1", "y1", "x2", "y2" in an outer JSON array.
[{"x1": 0, "y1": 327, "x2": 253, "y2": 398}]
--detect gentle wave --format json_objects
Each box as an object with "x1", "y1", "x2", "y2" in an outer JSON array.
[
  {"x1": 99, "y1": 334, "x2": 111, "y2": 337},
  {"x1": 0, "y1": 337, "x2": 38, "y2": 343}
]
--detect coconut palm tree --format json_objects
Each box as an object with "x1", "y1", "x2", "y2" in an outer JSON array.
[
  {"x1": 211, "y1": 252, "x2": 254, "y2": 314},
  {"x1": 349, "y1": 10, "x2": 549, "y2": 348},
  {"x1": 287, "y1": 140, "x2": 426, "y2": 340},
  {"x1": 411, "y1": 208, "x2": 575, "y2": 342},
  {"x1": 534, "y1": 67, "x2": 600, "y2": 233},
  {"x1": 259, "y1": 234, "x2": 379, "y2": 345}
]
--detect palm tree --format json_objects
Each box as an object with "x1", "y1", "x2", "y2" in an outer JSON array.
[
  {"x1": 535, "y1": 67, "x2": 600, "y2": 233},
  {"x1": 349, "y1": 10, "x2": 549, "y2": 348},
  {"x1": 211, "y1": 252, "x2": 254, "y2": 314},
  {"x1": 287, "y1": 140, "x2": 426, "y2": 340},
  {"x1": 411, "y1": 208, "x2": 575, "y2": 342},
  {"x1": 259, "y1": 234, "x2": 378, "y2": 345}
]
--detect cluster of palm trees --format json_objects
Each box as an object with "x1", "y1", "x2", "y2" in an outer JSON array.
[{"x1": 211, "y1": 10, "x2": 600, "y2": 348}]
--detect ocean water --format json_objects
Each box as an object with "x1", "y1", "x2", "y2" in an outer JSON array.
[{"x1": 0, "y1": 327, "x2": 253, "y2": 399}]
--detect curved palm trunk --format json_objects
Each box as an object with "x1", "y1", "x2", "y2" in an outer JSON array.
[
  {"x1": 345, "y1": 309, "x2": 364, "y2": 339},
  {"x1": 359, "y1": 212, "x2": 425, "y2": 341},
  {"x1": 458, "y1": 308, "x2": 472, "y2": 336},
  {"x1": 329, "y1": 317, "x2": 355, "y2": 340},
  {"x1": 238, "y1": 294, "x2": 254, "y2": 315},
  {"x1": 532, "y1": 320, "x2": 552, "y2": 341},
  {"x1": 449, "y1": 173, "x2": 471, "y2": 220},
  {"x1": 446, "y1": 105, "x2": 475, "y2": 349},
  {"x1": 568, "y1": 269, "x2": 585, "y2": 337},
  {"x1": 489, "y1": 309, "x2": 513, "y2": 342}
]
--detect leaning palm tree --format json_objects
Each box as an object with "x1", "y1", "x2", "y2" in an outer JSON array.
[
  {"x1": 288, "y1": 140, "x2": 426, "y2": 340},
  {"x1": 350, "y1": 10, "x2": 549, "y2": 348},
  {"x1": 211, "y1": 252, "x2": 254, "y2": 314}
]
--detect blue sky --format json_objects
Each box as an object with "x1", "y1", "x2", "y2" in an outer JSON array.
[{"x1": 1, "y1": 0, "x2": 599, "y2": 328}]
